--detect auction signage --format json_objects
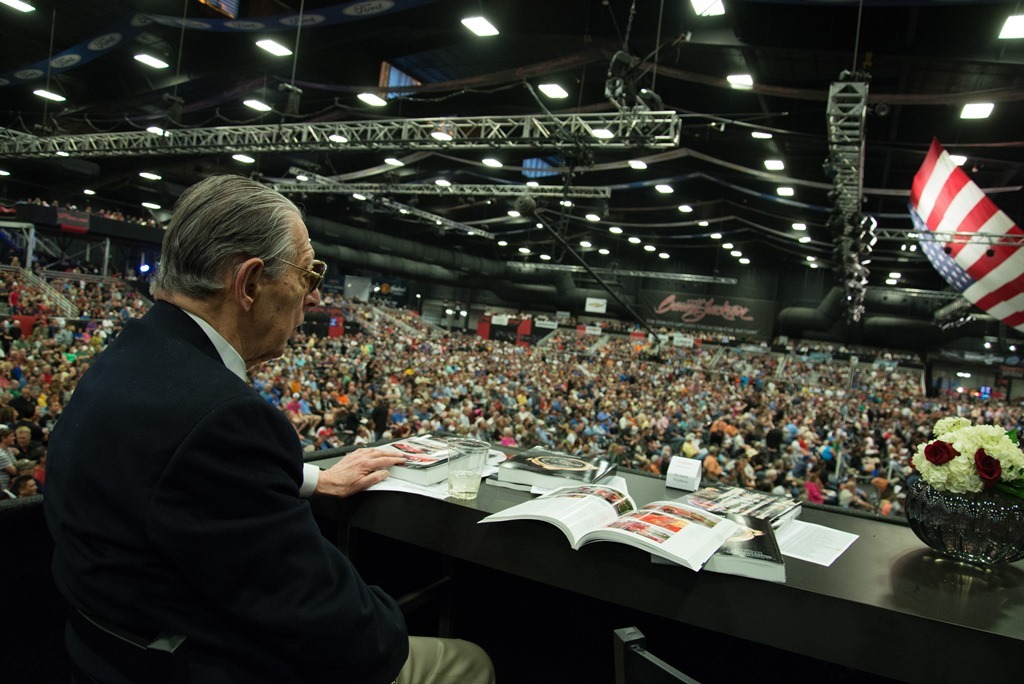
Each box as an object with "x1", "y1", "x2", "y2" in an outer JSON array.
[{"x1": 638, "y1": 290, "x2": 776, "y2": 340}]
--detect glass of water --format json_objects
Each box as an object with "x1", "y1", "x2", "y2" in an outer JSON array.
[{"x1": 446, "y1": 437, "x2": 489, "y2": 500}]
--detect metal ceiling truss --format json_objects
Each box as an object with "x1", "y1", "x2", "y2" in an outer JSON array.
[
  {"x1": 0, "y1": 112, "x2": 681, "y2": 160},
  {"x1": 881, "y1": 229, "x2": 1024, "y2": 248},
  {"x1": 270, "y1": 182, "x2": 612, "y2": 199},
  {"x1": 514, "y1": 262, "x2": 737, "y2": 285},
  {"x1": 826, "y1": 76, "x2": 870, "y2": 322},
  {"x1": 374, "y1": 197, "x2": 495, "y2": 240}
]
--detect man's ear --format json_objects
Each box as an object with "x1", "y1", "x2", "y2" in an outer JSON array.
[{"x1": 234, "y1": 257, "x2": 265, "y2": 311}]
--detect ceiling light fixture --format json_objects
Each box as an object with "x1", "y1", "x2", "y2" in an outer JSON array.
[
  {"x1": 777, "y1": 187, "x2": 795, "y2": 196},
  {"x1": 730, "y1": 250, "x2": 742, "y2": 257},
  {"x1": 739, "y1": 258, "x2": 751, "y2": 265},
  {"x1": 139, "y1": 172, "x2": 162, "y2": 180},
  {"x1": 751, "y1": 131, "x2": 772, "y2": 140},
  {"x1": 55, "y1": 150, "x2": 69, "y2": 157},
  {"x1": 722, "y1": 243, "x2": 734, "y2": 249},
  {"x1": 585, "y1": 213, "x2": 601, "y2": 222},
  {"x1": 482, "y1": 158, "x2": 503, "y2": 168},
  {"x1": 243, "y1": 99, "x2": 272, "y2": 112},
  {"x1": 580, "y1": 241, "x2": 592, "y2": 248},
  {"x1": 799, "y1": 236, "x2": 812, "y2": 243},
  {"x1": 764, "y1": 159, "x2": 785, "y2": 171},
  {"x1": 885, "y1": 278, "x2": 897, "y2": 285},
  {"x1": 599, "y1": 248, "x2": 610, "y2": 255},
  {"x1": 628, "y1": 160, "x2": 648, "y2": 170},
  {"x1": 526, "y1": 181, "x2": 539, "y2": 187},
  {"x1": 727, "y1": 74, "x2": 753, "y2": 89},
  {"x1": 698, "y1": 220, "x2": 709, "y2": 227},
  {"x1": 507, "y1": 210, "x2": 521, "y2": 217},
  {"x1": 690, "y1": 0, "x2": 725, "y2": 17},
  {"x1": 655, "y1": 184, "x2": 673, "y2": 194},
  {"x1": 33, "y1": 89, "x2": 65, "y2": 102},
  {"x1": 591, "y1": 128, "x2": 614, "y2": 139},
  {"x1": 710, "y1": 233, "x2": 722, "y2": 239},
  {"x1": 141, "y1": 202, "x2": 161, "y2": 210},
  {"x1": 329, "y1": 134, "x2": 348, "y2": 144},
  {"x1": 0, "y1": 169, "x2": 9, "y2": 176},
  {"x1": 792, "y1": 223, "x2": 806, "y2": 231},
  {"x1": 889, "y1": 272, "x2": 901, "y2": 279},
  {"x1": 540, "y1": 254, "x2": 552, "y2": 261},
  {"x1": 232, "y1": 154, "x2": 255, "y2": 163},
  {"x1": 609, "y1": 226, "x2": 623, "y2": 234},
  {"x1": 498, "y1": 240, "x2": 508, "y2": 247},
  {"x1": 628, "y1": 237, "x2": 641, "y2": 244},
  {"x1": 961, "y1": 102, "x2": 994, "y2": 119},
  {"x1": 83, "y1": 188, "x2": 95, "y2": 195},
  {"x1": 296, "y1": 175, "x2": 308, "y2": 182},
  {"x1": 806, "y1": 256, "x2": 816, "y2": 262},
  {"x1": 559, "y1": 200, "x2": 573, "y2": 207},
  {"x1": 430, "y1": 130, "x2": 453, "y2": 141},
  {"x1": 357, "y1": 93, "x2": 387, "y2": 107},
  {"x1": 644, "y1": 245, "x2": 657, "y2": 252},
  {"x1": 0, "y1": 0, "x2": 35, "y2": 11},
  {"x1": 461, "y1": 16, "x2": 499, "y2": 36},
  {"x1": 146, "y1": 126, "x2": 168, "y2": 136},
  {"x1": 999, "y1": 15, "x2": 1024, "y2": 39},
  {"x1": 256, "y1": 39, "x2": 292, "y2": 56},
  {"x1": 538, "y1": 83, "x2": 568, "y2": 98},
  {"x1": 949, "y1": 154, "x2": 968, "y2": 166},
  {"x1": 518, "y1": 247, "x2": 531, "y2": 254},
  {"x1": 133, "y1": 53, "x2": 169, "y2": 69},
  {"x1": 435, "y1": 179, "x2": 451, "y2": 187},
  {"x1": 659, "y1": 252, "x2": 670, "y2": 259},
  {"x1": 384, "y1": 157, "x2": 404, "y2": 166},
  {"x1": 678, "y1": 204, "x2": 693, "y2": 213}
]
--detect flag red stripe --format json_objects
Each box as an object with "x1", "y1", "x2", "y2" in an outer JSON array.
[
  {"x1": 947, "y1": 199, "x2": 1000, "y2": 259},
  {"x1": 910, "y1": 138, "x2": 942, "y2": 209},
  {"x1": 1002, "y1": 310, "x2": 1024, "y2": 328},
  {"x1": 975, "y1": 269, "x2": 1024, "y2": 311},
  {"x1": 926, "y1": 167, "x2": 971, "y2": 232}
]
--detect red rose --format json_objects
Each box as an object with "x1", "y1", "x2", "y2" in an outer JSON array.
[
  {"x1": 975, "y1": 449, "x2": 1002, "y2": 487},
  {"x1": 924, "y1": 440, "x2": 957, "y2": 466}
]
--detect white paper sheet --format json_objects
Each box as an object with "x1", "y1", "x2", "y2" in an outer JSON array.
[{"x1": 775, "y1": 520, "x2": 858, "y2": 566}]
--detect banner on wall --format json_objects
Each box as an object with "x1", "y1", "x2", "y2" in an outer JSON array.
[
  {"x1": 584, "y1": 297, "x2": 608, "y2": 314},
  {"x1": 637, "y1": 290, "x2": 777, "y2": 340}
]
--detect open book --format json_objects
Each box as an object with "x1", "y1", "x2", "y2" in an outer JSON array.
[
  {"x1": 680, "y1": 484, "x2": 801, "y2": 528},
  {"x1": 654, "y1": 512, "x2": 786, "y2": 582},
  {"x1": 376, "y1": 435, "x2": 451, "y2": 485},
  {"x1": 479, "y1": 484, "x2": 738, "y2": 571}
]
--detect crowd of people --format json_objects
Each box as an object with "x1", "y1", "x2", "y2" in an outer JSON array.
[{"x1": 0, "y1": 266, "x2": 1019, "y2": 522}]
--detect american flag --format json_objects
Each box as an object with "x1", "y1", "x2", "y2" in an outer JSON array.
[{"x1": 910, "y1": 138, "x2": 1024, "y2": 333}]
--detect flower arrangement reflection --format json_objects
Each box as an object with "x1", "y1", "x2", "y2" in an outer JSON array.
[{"x1": 912, "y1": 417, "x2": 1024, "y2": 499}]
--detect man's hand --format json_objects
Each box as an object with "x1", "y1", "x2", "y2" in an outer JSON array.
[{"x1": 314, "y1": 448, "x2": 405, "y2": 498}]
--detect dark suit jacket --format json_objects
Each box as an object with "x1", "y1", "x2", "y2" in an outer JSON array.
[{"x1": 44, "y1": 301, "x2": 407, "y2": 683}]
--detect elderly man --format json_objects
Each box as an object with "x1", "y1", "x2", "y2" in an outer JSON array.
[{"x1": 45, "y1": 176, "x2": 493, "y2": 684}]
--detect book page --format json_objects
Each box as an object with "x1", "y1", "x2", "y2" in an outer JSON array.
[
  {"x1": 478, "y1": 485, "x2": 636, "y2": 547},
  {"x1": 581, "y1": 501, "x2": 738, "y2": 570}
]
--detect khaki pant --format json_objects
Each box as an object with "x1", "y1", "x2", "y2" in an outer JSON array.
[{"x1": 396, "y1": 637, "x2": 495, "y2": 684}]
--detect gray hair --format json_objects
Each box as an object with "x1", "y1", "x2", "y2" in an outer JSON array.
[{"x1": 151, "y1": 175, "x2": 303, "y2": 298}]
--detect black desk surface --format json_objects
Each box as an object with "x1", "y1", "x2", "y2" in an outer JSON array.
[{"x1": 310, "y1": 457, "x2": 1024, "y2": 683}]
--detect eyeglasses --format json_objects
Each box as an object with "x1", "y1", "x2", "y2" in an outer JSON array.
[{"x1": 279, "y1": 259, "x2": 327, "y2": 293}]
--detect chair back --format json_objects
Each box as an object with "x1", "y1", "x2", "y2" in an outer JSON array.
[{"x1": 613, "y1": 626, "x2": 701, "y2": 684}]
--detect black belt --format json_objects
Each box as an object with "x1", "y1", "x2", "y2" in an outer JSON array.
[{"x1": 67, "y1": 608, "x2": 189, "y2": 684}]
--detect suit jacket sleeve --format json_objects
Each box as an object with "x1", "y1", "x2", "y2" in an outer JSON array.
[{"x1": 146, "y1": 393, "x2": 408, "y2": 683}]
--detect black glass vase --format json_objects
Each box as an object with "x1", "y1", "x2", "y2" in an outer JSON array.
[{"x1": 905, "y1": 479, "x2": 1024, "y2": 565}]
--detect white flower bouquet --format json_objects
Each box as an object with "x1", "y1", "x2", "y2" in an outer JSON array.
[{"x1": 912, "y1": 417, "x2": 1024, "y2": 498}]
